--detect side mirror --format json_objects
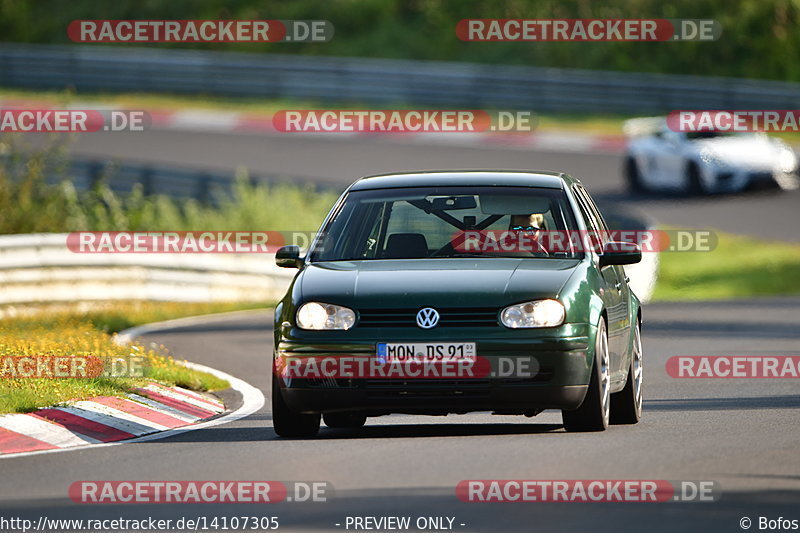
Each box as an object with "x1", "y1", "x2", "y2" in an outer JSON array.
[
  {"x1": 598, "y1": 241, "x2": 641, "y2": 267},
  {"x1": 275, "y1": 245, "x2": 304, "y2": 268}
]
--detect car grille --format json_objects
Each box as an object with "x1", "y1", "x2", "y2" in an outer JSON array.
[
  {"x1": 301, "y1": 372, "x2": 554, "y2": 394},
  {"x1": 749, "y1": 171, "x2": 774, "y2": 183},
  {"x1": 358, "y1": 307, "x2": 498, "y2": 328},
  {"x1": 364, "y1": 379, "x2": 492, "y2": 398},
  {"x1": 716, "y1": 171, "x2": 734, "y2": 181},
  {"x1": 304, "y1": 378, "x2": 357, "y2": 388}
]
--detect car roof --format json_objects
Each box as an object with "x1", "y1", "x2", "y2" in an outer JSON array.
[{"x1": 348, "y1": 171, "x2": 580, "y2": 191}]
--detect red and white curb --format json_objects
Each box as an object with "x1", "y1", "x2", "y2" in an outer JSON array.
[
  {"x1": 0, "y1": 98, "x2": 628, "y2": 154},
  {"x1": 0, "y1": 312, "x2": 266, "y2": 459},
  {"x1": 0, "y1": 383, "x2": 224, "y2": 455}
]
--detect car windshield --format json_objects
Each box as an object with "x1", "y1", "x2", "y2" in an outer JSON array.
[{"x1": 309, "y1": 185, "x2": 582, "y2": 261}]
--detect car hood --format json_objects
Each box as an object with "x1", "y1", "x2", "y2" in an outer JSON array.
[
  {"x1": 297, "y1": 258, "x2": 581, "y2": 308},
  {"x1": 692, "y1": 136, "x2": 782, "y2": 169}
]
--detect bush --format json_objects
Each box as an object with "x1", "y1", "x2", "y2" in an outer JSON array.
[{"x1": 0, "y1": 137, "x2": 338, "y2": 234}]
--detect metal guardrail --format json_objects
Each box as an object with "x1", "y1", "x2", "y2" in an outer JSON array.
[
  {"x1": 62, "y1": 159, "x2": 253, "y2": 202},
  {"x1": 0, "y1": 233, "x2": 294, "y2": 304},
  {"x1": 1, "y1": 43, "x2": 799, "y2": 113},
  {"x1": 0, "y1": 154, "x2": 329, "y2": 202}
]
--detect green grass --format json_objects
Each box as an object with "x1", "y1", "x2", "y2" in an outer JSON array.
[
  {"x1": 0, "y1": 312, "x2": 233, "y2": 414},
  {"x1": 653, "y1": 230, "x2": 800, "y2": 301},
  {"x1": 0, "y1": 379, "x2": 140, "y2": 415},
  {"x1": 1, "y1": 300, "x2": 273, "y2": 334}
]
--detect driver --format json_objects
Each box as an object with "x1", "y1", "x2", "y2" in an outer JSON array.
[
  {"x1": 509, "y1": 213, "x2": 545, "y2": 233},
  {"x1": 507, "y1": 213, "x2": 546, "y2": 254}
]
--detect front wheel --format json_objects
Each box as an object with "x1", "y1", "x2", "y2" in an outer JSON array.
[
  {"x1": 562, "y1": 318, "x2": 611, "y2": 432},
  {"x1": 611, "y1": 319, "x2": 643, "y2": 424},
  {"x1": 272, "y1": 376, "x2": 320, "y2": 438},
  {"x1": 686, "y1": 162, "x2": 709, "y2": 195},
  {"x1": 625, "y1": 157, "x2": 646, "y2": 193}
]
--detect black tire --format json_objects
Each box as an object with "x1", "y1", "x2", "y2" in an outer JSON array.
[
  {"x1": 562, "y1": 318, "x2": 610, "y2": 432},
  {"x1": 323, "y1": 413, "x2": 367, "y2": 429},
  {"x1": 625, "y1": 157, "x2": 646, "y2": 193},
  {"x1": 611, "y1": 319, "x2": 643, "y2": 425},
  {"x1": 686, "y1": 162, "x2": 708, "y2": 195},
  {"x1": 272, "y1": 376, "x2": 320, "y2": 438}
]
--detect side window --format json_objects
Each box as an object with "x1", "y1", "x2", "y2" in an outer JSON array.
[
  {"x1": 576, "y1": 187, "x2": 610, "y2": 233},
  {"x1": 572, "y1": 186, "x2": 606, "y2": 253},
  {"x1": 322, "y1": 200, "x2": 384, "y2": 260},
  {"x1": 360, "y1": 203, "x2": 387, "y2": 259},
  {"x1": 572, "y1": 187, "x2": 599, "y2": 232}
]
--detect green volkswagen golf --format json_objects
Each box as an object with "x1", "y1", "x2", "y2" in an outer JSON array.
[{"x1": 272, "y1": 171, "x2": 644, "y2": 437}]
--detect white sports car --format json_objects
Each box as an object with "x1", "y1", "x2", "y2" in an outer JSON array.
[{"x1": 623, "y1": 117, "x2": 799, "y2": 194}]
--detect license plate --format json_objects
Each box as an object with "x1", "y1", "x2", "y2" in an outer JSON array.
[{"x1": 376, "y1": 342, "x2": 476, "y2": 363}]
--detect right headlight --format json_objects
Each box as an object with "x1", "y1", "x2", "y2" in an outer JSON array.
[
  {"x1": 500, "y1": 299, "x2": 565, "y2": 328},
  {"x1": 296, "y1": 302, "x2": 356, "y2": 330},
  {"x1": 778, "y1": 147, "x2": 798, "y2": 173}
]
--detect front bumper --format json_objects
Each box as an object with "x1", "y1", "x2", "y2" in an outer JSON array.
[
  {"x1": 274, "y1": 323, "x2": 593, "y2": 415},
  {"x1": 708, "y1": 166, "x2": 797, "y2": 192}
]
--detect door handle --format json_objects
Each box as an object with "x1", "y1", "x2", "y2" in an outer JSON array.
[
  {"x1": 625, "y1": 276, "x2": 630, "y2": 283},
  {"x1": 614, "y1": 282, "x2": 622, "y2": 291}
]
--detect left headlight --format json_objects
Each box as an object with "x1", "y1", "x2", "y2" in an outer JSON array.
[
  {"x1": 500, "y1": 299, "x2": 565, "y2": 328},
  {"x1": 296, "y1": 302, "x2": 356, "y2": 330}
]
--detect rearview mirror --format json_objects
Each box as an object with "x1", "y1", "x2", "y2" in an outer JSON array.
[
  {"x1": 275, "y1": 245, "x2": 304, "y2": 268},
  {"x1": 598, "y1": 241, "x2": 642, "y2": 267},
  {"x1": 429, "y1": 196, "x2": 477, "y2": 210}
]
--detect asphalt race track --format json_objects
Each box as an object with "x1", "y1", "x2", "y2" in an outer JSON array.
[{"x1": 3, "y1": 131, "x2": 799, "y2": 532}]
